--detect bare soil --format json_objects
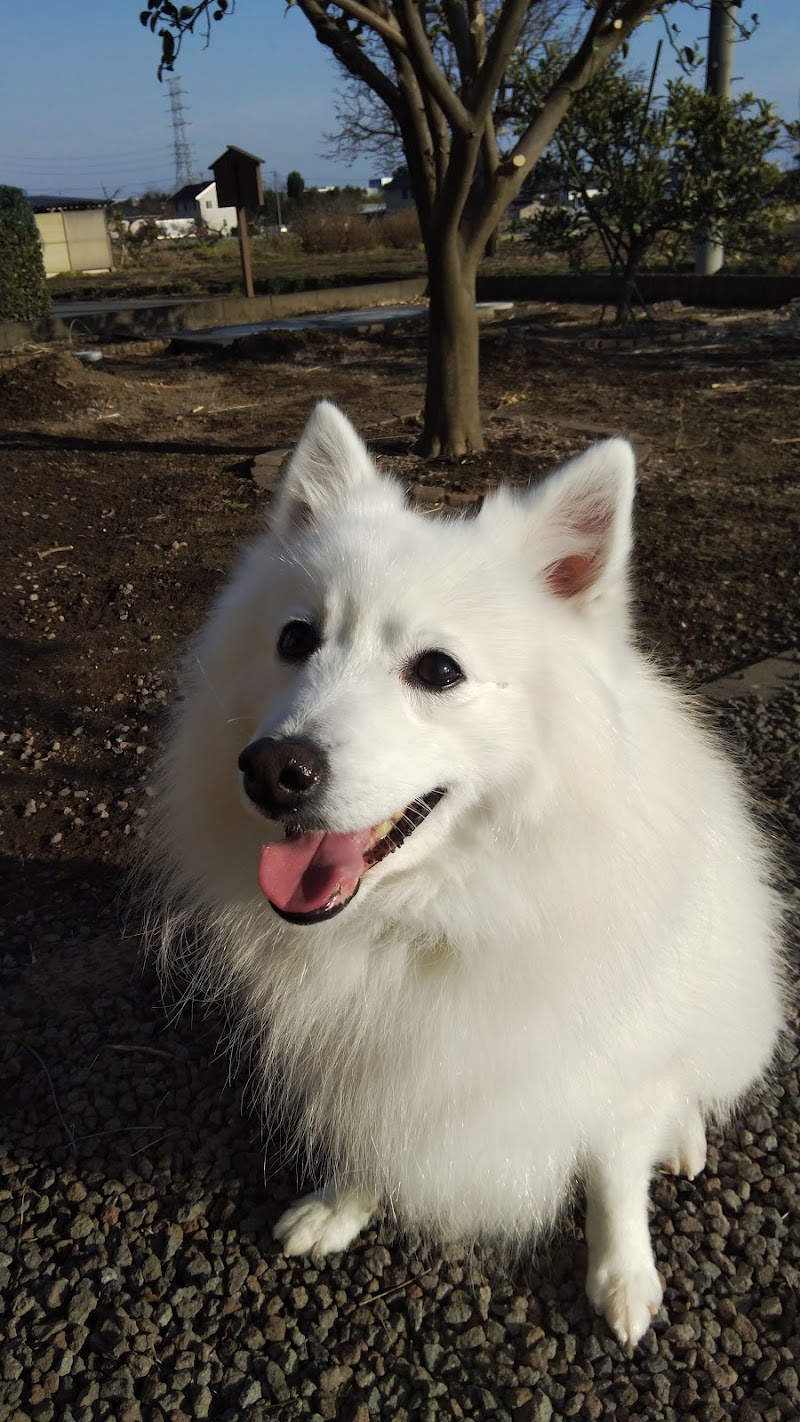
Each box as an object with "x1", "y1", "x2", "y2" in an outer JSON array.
[{"x1": 1, "y1": 307, "x2": 798, "y2": 919}]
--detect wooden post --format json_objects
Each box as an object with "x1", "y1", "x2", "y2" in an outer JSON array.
[
  {"x1": 210, "y1": 148, "x2": 264, "y2": 299},
  {"x1": 237, "y1": 205, "x2": 254, "y2": 298}
]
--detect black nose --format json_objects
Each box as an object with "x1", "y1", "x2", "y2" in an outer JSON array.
[{"x1": 238, "y1": 737, "x2": 328, "y2": 817}]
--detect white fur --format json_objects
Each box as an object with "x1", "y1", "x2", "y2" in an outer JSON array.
[{"x1": 146, "y1": 401, "x2": 785, "y2": 1348}]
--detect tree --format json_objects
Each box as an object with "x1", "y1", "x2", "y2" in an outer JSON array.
[
  {"x1": 321, "y1": 0, "x2": 580, "y2": 174},
  {"x1": 141, "y1": 0, "x2": 680, "y2": 456},
  {"x1": 520, "y1": 61, "x2": 790, "y2": 320},
  {"x1": 287, "y1": 170, "x2": 306, "y2": 201},
  {"x1": 110, "y1": 211, "x2": 162, "y2": 266},
  {"x1": 0, "y1": 186, "x2": 50, "y2": 321},
  {"x1": 125, "y1": 189, "x2": 171, "y2": 212}
]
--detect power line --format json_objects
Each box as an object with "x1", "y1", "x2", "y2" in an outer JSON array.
[
  {"x1": 1, "y1": 173, "x2": 175, "y2": 194},
  {"x1": 1, "y1": 163, "x2": 174, "y2": 181},
  {"x1": 0, "y1": 148, "x2": 173, "y2": 167},
  {"x1": 1, "y1": 172, "x2": 176, "y2": 199}
]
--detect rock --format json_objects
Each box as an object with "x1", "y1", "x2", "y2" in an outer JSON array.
[
  {"x1": 320, "y1": 1365, "x2": 354, "y2": 1393},
  {"x1": 250, "y1": 448, "x2": 292, "y2": 490}
]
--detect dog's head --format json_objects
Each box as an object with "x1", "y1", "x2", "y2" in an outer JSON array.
[{"x1": 198, "y1": 401, "x2": 635, "y2": 927}]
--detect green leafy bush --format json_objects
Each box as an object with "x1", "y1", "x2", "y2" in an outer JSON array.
[
  {"x1": 0, "y1": 186, "x2": 50, "y2": 320},
  {"x1": 517, "y1": 56, "x2": 793, "y2": 319}
]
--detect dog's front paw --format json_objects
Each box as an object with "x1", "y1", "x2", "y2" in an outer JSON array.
[
  {"x1": 661, "y1": 1107, "x2": 707, "y2": 1180},
  {"x1": 274, "y1": 1191, "x2": 374, "y2": 1257},
  {"x1": 586, "y1": 1261, "x2": 664, "y2": 1349}
]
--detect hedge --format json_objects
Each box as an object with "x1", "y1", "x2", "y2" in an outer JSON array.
[{"x1": 0, "y1": 186, "x2": 50, "y2": 321}]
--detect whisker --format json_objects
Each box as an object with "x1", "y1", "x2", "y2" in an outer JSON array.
[{"x1": 194, "y1": 655, "x2": 226, "y2": 712}]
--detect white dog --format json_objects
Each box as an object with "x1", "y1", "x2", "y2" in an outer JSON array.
[{"x1": 149, "y1": 401, "x2": 784, "y2": 1347}]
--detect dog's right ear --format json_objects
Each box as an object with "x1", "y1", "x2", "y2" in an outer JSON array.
[{"x1": 270, "y1": 401, "x2": 393, "y2": 539}]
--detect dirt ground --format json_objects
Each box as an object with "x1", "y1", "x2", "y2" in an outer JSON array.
[
  {"x1": 1, "y1": 307, "x2": 799, "y2": 1421},
  {"x1": 0, "y1": 304, "x2": 798, "y2": 919}
]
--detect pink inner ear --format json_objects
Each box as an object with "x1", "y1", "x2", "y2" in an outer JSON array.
[
  {"x1": 545, "y1": 551, "x2": 598, "y2": 599},
  {"x1": 544, "y1": 496, "x2": 614, "y2": 599}
]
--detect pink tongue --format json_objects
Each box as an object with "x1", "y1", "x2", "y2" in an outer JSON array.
[{"x1": 258, "y1": 829, "x2": 373, "y2": 914}]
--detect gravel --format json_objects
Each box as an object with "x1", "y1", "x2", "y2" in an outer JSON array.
[{"x1": 0, "y1": 673, "x2": 797, "y2": 1422}]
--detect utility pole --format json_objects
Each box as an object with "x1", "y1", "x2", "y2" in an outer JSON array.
[
  {"x1": 272, "y1": 170, "x2": 283, "y2": 229},
  {"x1": 695, "y1": 0, "x2": 741, "y2": 275}
]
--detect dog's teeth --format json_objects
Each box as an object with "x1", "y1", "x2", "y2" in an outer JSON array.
[{"x1": 362, "y1": 792, "x2": 445, "y2": 869}]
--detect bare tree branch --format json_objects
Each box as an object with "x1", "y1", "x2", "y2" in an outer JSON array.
[
  {"x1": 466, "y1": 0, "x2": 487, "y2": 70},
  {"x1": 321, "y1": 76, "x2": 404, "y2": 167},
  {"x1": 326, "y1": 0, "x2": 410, "y2": 51},
  {"x1": 295, "y1": 0, "x2": 404, "y2": 117},
  {"x1": 470, "y1": 0, "x2": 533, "y2": 126},
  {"x1": 394, "y1": 49, "x2": 440, "y2": 219},
  {"x1": 441, "y1": 0, "x2": 476, "y2": 86},
  {"x1": 395, "y1": 0, "x2": 474, "y2": 134}
]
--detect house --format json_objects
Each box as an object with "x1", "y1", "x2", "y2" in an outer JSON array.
[
  {"x1": 27, "y1": 196, "x2": 113, "y2": 276},
  {"x1": 168, "y1": 180, "x2": 237, "y2": 234},
  {"x1": 383, "y1": 170, "x2": 415, "y2": 213}
]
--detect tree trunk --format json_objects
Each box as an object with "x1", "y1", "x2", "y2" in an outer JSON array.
[
  {"x1": 417, "y1": 233, "x2": 483, "y2": 458},
  {"x1": 614, "y1": 273, "x2": 634, "y2": 326},
  {"x1": 614, "y1": 247, "x2": 643, "y2": 325}
]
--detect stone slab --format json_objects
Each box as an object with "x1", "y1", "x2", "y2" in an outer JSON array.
[
  {"x1": 703, "y1": 654, "x2": 799, "y2": 702},
  {"x1": 250, "y1": 448, "x2": 292, "y2": 490}
]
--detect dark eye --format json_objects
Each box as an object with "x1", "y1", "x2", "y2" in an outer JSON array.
[
  {"x1": 277, "y1": 619, "x2": 320, "y2": 663},
  {"x1": 410, "y1": 650, "x2": 464, "y2": 691}
]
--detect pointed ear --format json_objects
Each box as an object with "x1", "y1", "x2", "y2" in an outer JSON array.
[
  {"x1": 270, "y1": 401, "x2": 396, "y2": 539},
  {"x1": 525, "y1": 439, "x2": 636, "y2": 604}
]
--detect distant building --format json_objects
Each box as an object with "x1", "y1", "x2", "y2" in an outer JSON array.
[
  {"x1": 26, "y1": 197, "x2": 113, "y2": 276},
  {"x1": 507, "y1": 195, "x2": 546, "y2": 223},
  {"x1": 168, "y1": 180, "x2": 237, "y2": 234},
  {"x1": 118, "y1": 216, "x2": 197, "y2": 241},
  {"x1": 383, "y1": 170, "x2": 415, "y2": 213}
]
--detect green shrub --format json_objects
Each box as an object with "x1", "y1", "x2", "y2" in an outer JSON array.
[{"x1": 0, "y1": 186, "x2": 50, "y2": 320}]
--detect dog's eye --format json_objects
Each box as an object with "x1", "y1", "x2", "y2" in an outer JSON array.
[
  {"x1": 410, "y1": 650, "x2": 464, "y2": 691},
  {"x1": 278, "y1": 620, "x2": 320, "y2": 663}
]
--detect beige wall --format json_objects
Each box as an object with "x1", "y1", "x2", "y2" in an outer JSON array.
[{"x1": 34, "y1": 209, "x2": 112, "y2": 276}]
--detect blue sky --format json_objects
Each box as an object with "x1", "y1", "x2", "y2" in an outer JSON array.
[{"x1": 1, "y1": 1, "x2": 797, "y2": 200}]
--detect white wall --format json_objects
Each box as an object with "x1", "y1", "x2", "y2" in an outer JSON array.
[
  {"x1": 35, "y1": 209, "x2": 112, "y2": 275},
  {"x1": 197, "y1": 183, "x2": 238, "y2": 234}
]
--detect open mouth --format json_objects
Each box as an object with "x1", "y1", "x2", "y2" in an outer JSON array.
[{"x1": 257, "y1": 788, "x2": 446, "y2": 925}]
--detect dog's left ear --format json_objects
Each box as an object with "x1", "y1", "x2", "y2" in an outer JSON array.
[
  {"x1": 523, "y1": 439, "x2": 635, "y2": 605},
  {"x1": 271, "y1": 401, "x2": 396, "y2": 538}
]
